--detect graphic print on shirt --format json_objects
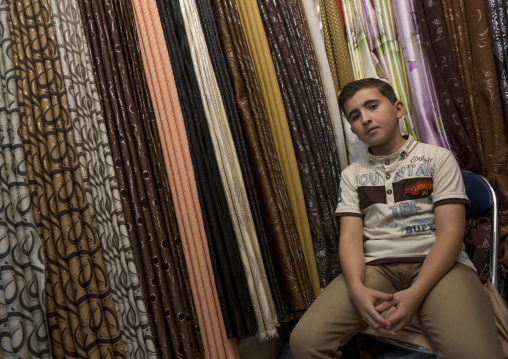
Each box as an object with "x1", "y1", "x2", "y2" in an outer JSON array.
[{"x1": 387, "y1": 197, "x2": 435, "y2": 237}]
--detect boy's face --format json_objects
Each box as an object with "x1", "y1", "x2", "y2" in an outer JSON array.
[{"x1": 343, "y1": 87, "x2": 405, "y2": 156}]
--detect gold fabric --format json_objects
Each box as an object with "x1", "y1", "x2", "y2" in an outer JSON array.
[{"x1": 235, "y1": 0, "x2": 321, "y2": 296}]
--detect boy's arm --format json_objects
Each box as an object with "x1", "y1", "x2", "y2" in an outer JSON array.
[
  {"x1": 339, "y1": 216, "x2": 393, "y2": 330},
  {"x1": 374, "y1": 203, "x2": 466, "y2": 335}
]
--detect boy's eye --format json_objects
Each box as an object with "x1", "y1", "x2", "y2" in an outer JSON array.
[
  {"x1": 350, "y1": 114, "x2": 360, "y2": 121},
  {"x1": 370, "y1": 104, "x2": 378, "y2": 110}
]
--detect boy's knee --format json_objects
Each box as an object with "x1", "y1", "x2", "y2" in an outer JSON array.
[{"x1": 290, "y1": 319, "x2": 324, "y2": 358}]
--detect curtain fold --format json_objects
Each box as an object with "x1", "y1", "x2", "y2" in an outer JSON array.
[
  {"x1": 154, "y1": 0, "x2": 257, "y2": 340},
  {"x1": 299, "y1": 0, "x2": 350, "y2": 170},
  {"x1": 392, "y1": 0, "x2": 452, "y2": 150},
  {"x1": 210, "y1": 0, "x2": 315, "y2": 311},
  {"x1": 5, "y1": 0, "x2": 127, "y2": 355},
  {"x1": 414, "y1": 1, "x2": 483, "y2": 174},
  {"x1": 49, "y1": 0, "x2": 157, "y2": 356},
  {"x1": 0, "y1": 0, "x2": 49, "y2": 356},
  {"x1": 257, "y1": 0, "x2": 342, "y2": 288},
  {"x1": 234, "y1": 0, "x2": 318, "y2": 297},
  {"x1": 195, "y1": 0, "x2": 289, "y2": 319},
  {"x1": 131, "y1": 0, "x2": 240, "y2": 356},
  {"x1": 179, "y1": 0, "x2": 278, "y2": 339},
  {"x1": 77, "y1": 0, "x2": 203, "y2": 354},
  {"x1": 441, "y1": 0, "x2": 508, "y2": 273},
  {"x1": 485, "y1": 1, "x2": 508, "y2": 128}
]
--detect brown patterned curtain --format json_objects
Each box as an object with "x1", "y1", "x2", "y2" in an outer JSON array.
[
  {"x1": 0, "y1": 0, "x2": 50, "y2": 356},
  {"x1": 5, "y1": 0, "x2": 127, "y2": 356},
  {"x1": 48, "y1": 0, "x2": 157, "y2": 356},
  {"x1": 414, "y1": 1, "x2": 483, "y2": 174},
  {"x1": 441, "y1": 0, "x2": 508, "y2": 282},
  {"x1": 76, "y1": 0, "x2": 203, "y2": 355},
  {"x1": 257, "y1": 0, "x2": 342, "y2": 287}
]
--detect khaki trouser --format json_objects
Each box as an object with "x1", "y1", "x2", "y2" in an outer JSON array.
[{"x1": 290, "y1": 263, "x2": 504, "y2": 358}]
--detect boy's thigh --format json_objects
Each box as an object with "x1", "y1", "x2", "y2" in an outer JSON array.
[
  {"x1": 418, "y1": 263, "x2": 504, "y2": 359},
  {"x1": 290, "y1": 267, "x2": 397, "y2": 357}
]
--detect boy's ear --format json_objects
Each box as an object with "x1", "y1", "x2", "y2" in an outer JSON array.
[{"x1": 395, "y1": 100, "x2": 405, "y2": 119}]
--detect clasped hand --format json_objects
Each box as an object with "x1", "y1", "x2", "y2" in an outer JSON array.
[{"x1": 350, "y1": 285, "x2": 423, "y2": 336}]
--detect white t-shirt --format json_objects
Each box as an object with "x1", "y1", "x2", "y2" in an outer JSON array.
[{"x1": 335, "y1": 136, "x2": 475, "y2": 270}]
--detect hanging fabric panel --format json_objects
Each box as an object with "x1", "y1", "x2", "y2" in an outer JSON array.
[
  {"x1": 257, "y1": 0, "x2": 342, "y2": 287},
  {"x1": 131, "y1": 0, "x2": 240, "y2": 357},
  {"x1": 49, "y1": 0, "x2": 157, "y2": 357},
  {"x1": 0, "y1": 1, "x2": 49, "y2": 356},
  {"x1": 320, "y1": 0, "x2": 355, "y2": 92},
  {"x1": 154, "y1": 0, "x2": 257, "y2": 340},
  {"x1": 195, "y1": 0, "x2": 288, "y2": 319},
  {"x1": 414, "y1": 1, "x2": 483, "y2": 173},
  {"x1": 234, "y1": 0, "x2": 318, "y2": 297},
  {"x1": 179, "y1": 0, "x2": 278, "y2": 339},
  {"x1": 210, "y1": 0, "x2": 316, "y2": 310},
  {"x1": 392, "y1": 1, "x2": 452, "y2": 150},
  {"x1": 298, "y1": 0, "x2": 350, "y2": 170},
  {"x1": 77, "y1": 0, "x2": 203, "y2": 354},
  {"x1": 485, "y1": 1, "x2": 508, "y2": 127},
  {"x1": 5, "y1": 0, "x2": 127, "y2": 355},
  {"x1": 441, "y1": 0, "x2": 508, "y2": 270}
]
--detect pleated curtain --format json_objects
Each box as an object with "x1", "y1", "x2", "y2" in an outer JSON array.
[
  {"x1": 5, "y1": 0, "x2": 127, "y2": 355},
  {"x1": 257, "y1": 0, "x2": 342, "y2": 288},
  {"x1": 234, "y1": 0, "x2": 319, "y2": 299},
  {"x1": 441, "y1": 0, "x2": 508, "y2": 271},
  {"x1": 210, "y1": 0, "x2": 316, "y2": 312},
  {"x1": 414, "y1": 1, "x2": 483, "y2": 174},
  {"x1": 76, "y1": 0, "x2": 203, "y2": 354},
  {"x1": 299, "y1": 0, "x2": 350, "y2": 170},
  {"x1": 131, "y1": 0, "x2": 240, "y2": 356},
  {"x1": 485, "y1": 1, "x2": 508, "y2": 128},
  {"x1": 179, "y1": 0, "x2": 278, "y2": 339},
  {"x1": 195, "y1": 0, "x2": 290, "y2": 320},
  {"x1": 0, "y1": 0, "x2": 50, "y2": 356},
  {"x1": 154, "y1": 0, "x2": 257, "y2": 340},
  {"x1": 49, "y1": 0, "x2": 157, "y2": 357}
]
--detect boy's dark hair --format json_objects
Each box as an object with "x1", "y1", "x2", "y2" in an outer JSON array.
[{"x1": 338, "y1": 78, "x2": 398, "y2": 118}]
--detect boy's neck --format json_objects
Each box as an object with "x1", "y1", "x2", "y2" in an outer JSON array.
[{"x1": 369, "y1": 135, "x2": 407, "y2": 157}]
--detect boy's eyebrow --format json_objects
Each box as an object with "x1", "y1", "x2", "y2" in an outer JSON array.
[{"x1": 346, "y1": 99, "x2": 379, "y2": 120}]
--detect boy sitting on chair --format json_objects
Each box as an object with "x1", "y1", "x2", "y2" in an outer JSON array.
[{"x1": 290, "y1": 78, "x2": 504, "y2": 358}]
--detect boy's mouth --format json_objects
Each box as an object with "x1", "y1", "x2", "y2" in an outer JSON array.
[{"x1": 366, "y1": 127, "x2": 378, "y2": 134}]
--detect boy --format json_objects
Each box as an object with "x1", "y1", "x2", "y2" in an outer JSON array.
[{"x1": 290, "y1": 78, "x2": 504, "y2": 358}]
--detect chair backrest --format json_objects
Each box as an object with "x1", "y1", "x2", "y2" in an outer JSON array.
[{"x1": 461, "y1": 170, "x2": 499, "y2": 290}]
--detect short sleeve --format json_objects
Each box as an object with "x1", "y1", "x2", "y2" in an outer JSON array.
[
  {"x1": 432, "y1": 150, "x2": 470, "y2": 207},
  {"x1": 335, "y1": 167, "x2": 363, "y2": 217}
]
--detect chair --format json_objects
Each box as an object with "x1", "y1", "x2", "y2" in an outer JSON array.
[{"x1": 358, "y1": 170, "x2": 501, "y2": 354}]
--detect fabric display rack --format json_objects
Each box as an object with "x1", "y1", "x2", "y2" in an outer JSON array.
[{"x1": 0, "y1": 0, "x2": 506, "y2": 358}]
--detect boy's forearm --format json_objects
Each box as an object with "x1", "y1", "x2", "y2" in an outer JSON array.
[
  {"x1": 339, "y1": 216, "x2": 366, "y2": 290},
  {"x1": 409, "y1": 204, "x2": 465, "y2": 299}
]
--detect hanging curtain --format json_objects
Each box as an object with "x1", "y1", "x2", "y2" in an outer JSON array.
[
  {"x1": 0, "y1": 1, "x2": 49, "y2": 356},
  {"x1": 257, "y1": 0, "x2": 342, "y2": 287},
  {"x1": 414, "y1": 1, "x2": 483, "y2": 173},
  {"x1": 210, "y1": 0, "x2": 316, "y2": 310},
  {"x1": 131, "y1": 0, "x2": 240, "y2": 356},
  {"x1": 234, "y1": 0, "x2": 319, "y2": 298},
  {"x1": 299, "y1": 0, "x2": 350, "y2": 170},
  {"x1": 154, "y1": 0, "x2": 257, "y2": 340},
  {"x1": 179, "y1": 0, "x2": 278, "y2": 339},
  {"x1": 77, "y1": 0, "x2": 204, "y2": 354},
  {"x1": 194, "y1": 0, "x2": 287, "y2": 320},
  {"x1": 320, "y1": 0, "x2": 355, "y2": 92},
  {"x1": 5, "y1": 0, "x2": 127, "y2": 355},
  {"x1": 441, "y1": 0, "x2": 508, "y2": 273},
  {"x1": 49, "y1": 0, "x2": 157, "y2": 357},
  {"x1": 392, "y1": 1, "x2": 452, "y2": 150},
  {"x1": 485, "y1": 1, "x2": 508, "y2": 127}
]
